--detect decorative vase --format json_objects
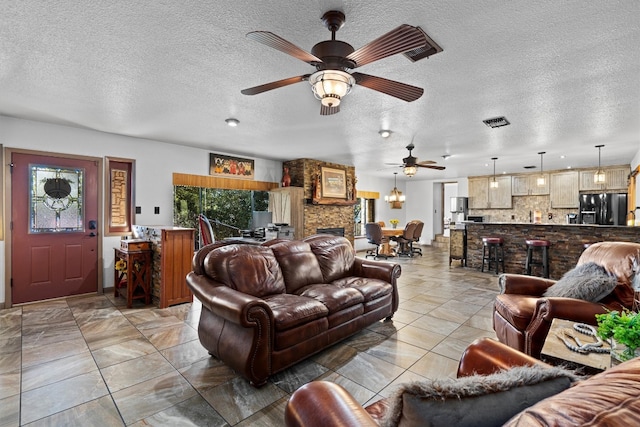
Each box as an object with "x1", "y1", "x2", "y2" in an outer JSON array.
[
  {"x1": 282, "y1": 167, "x2": 291, "y2": 187},
  {"x1": 610, "y1": 340, "x2": 640, "y2": 367},
  {"x1": 392, "y1": 224, "x2": 397, "y2": 229}
]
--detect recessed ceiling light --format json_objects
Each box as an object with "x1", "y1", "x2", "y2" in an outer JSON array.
[
  {"x1": 225, "y1": 118, "x2": 239, "y2": 127},
  {"x1": 560, "y1": 155, "x2": 565, "y2": 159},
  {"x1": 379, "y1": 130, "x2": 391, "y2": 138}
]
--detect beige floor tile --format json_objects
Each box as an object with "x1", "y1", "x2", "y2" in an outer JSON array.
[
  {"x1": 392, "y1": 324, "x2": 447, "y2": 350},
  {"x1": 336, "y1": 352, "x2": 406, "y2": 393},
  {"x1": 144, "y1": 324, "x2": 199, "y2": 350},
  {"x1": 128, "y1": 394, "x2": 226, "y2": 427},
  {"x1": 409, "y1": 352, "x2": 459, "y2": 380},
  {"x1": 91, "y1": 337, "x2": 158, "y2": 369},
  {"x1": 179, "y1": 357, "x2": 238, "y2": 391},
  {"x1": 21, "y1": 351, "x2": 97, "y2": 392},
  {"x1": 365, "y1": 337, "x2": 428, "y2": 369},
  {"x1": 20, "y1": 370, "x2": 108, "y2": 425},
  {"x1": 0, "y1": 394, "x2": 20, "y2": 427},
  {"x1": 22, "y1": 395, "x2": 123, "y2": 427},
  {"x1": 21, "y1": 336, "x2": 88, "y2": 368},
  {"x1": 101, "y1": 351, "x2": 174, "y2": 393}
]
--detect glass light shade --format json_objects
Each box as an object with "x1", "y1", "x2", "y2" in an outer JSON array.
[
  {"x1": 490, "y1": 180, "x2": 499, "y2": 189},
  {"x1": 403, "y1": 165, "x2": 417, "y2": 177},
  {"x1": 537, "y1": 176, "x2": 546, "y2": 187},
  {"x1": 310, "y1": 70, "x2": 355, "y2": 107},
  {"x1": 594, "y1": 170, "x2": 606, "y2": 184},
  {"x1": 385, "y1": 187, "x2": 405, "y2": 208}
]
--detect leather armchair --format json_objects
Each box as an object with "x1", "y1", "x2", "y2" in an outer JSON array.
[{"x1": 494, "y1": 241, "x2": 640, "y2": 358}]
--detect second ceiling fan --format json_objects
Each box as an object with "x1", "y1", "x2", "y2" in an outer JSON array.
[
  {"x1": 389, "y1": 143, "x2": 446, "y2": 177},
  {"x1": 241, "y1": 10, "x2": 442, "y2": 115}
]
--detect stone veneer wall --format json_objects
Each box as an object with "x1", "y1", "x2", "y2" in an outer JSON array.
[
  {"x1": 465, "y1": 222, "x2": 640, "y2": 280},
  {"x1": 283, "y1": 159, "x2": 356, "y2": 243},
  {"x1": 469, "y1": 195, "x2": 577, "y2": 224}
]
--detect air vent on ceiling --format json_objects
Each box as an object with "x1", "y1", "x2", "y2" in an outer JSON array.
[
  {"x1": 403, "y1": 27, "x2": 443, "y2": 62},
  {"x1": 523, "y1": 165, "x2": 537, "y2": 169},
  {"x1": 483, "y1": 117, "x2": 510, "y2": 128}
]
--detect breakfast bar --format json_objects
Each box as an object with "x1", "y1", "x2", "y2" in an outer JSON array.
[{"x1": 464, "y1": 222, "x2": 640, "y2": 279}]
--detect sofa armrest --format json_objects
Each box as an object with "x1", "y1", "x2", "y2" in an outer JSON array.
[
  {"x1": 186, "y1": 272, "x2": 271, "y2": 326},
  {"x1": 352, "y1": 257, "x2": 401, "y2": 283},
  {"x1": 457, "y1": 338, "x2": 550, "y2": 378},
  {"x1": 524, "y1": 297, "x2": 609, "y2": 357},
  {"x1": 499, "y1": 273, "x2": 556, "y2": 295},
  {"x1": 285, "y1": 381, "x2": 378, "y2": 427}
]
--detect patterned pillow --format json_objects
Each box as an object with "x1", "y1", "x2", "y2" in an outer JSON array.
[
  {"x1": 380, "y1": 365, "x2": 577, "y2": 427},
  {"x1": 543, "y1": 262, "x2": 617, "y2": 302}
]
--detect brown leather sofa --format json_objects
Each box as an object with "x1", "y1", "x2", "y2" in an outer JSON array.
[
  {"x1": 285, "y1": 337, "x2": 640, "y2": 426},
  {"x1": 494, "y1": 241, "x2": 640, "y2": 358},
  {"x1": 186, "y1": 234, "x2": 401, "y2": 386}
]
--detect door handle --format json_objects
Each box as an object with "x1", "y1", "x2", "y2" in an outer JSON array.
[{"x1": 89, "y1": 232, "x2": 96, "y2": 237}]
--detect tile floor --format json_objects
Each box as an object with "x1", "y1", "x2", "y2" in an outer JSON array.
[{"x1": 0, "y1": 245, "x2": 499, "y2": 426}]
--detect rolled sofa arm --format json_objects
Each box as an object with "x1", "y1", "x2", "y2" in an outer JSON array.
[
  {"x1": 285, "y1": 381, "x2": 378, "y2": 427},
  {"x1": 186, "y1": 272, "x2": 272, "y2": 326},
  {"x1": 499, "y1": 273, "x2": 556, "y2": 295},
  {"x1": 353, "y1": 257, "x2": 401, "y2": 283},
  {"x1": 457, "y1": 338, "x2": 550, "y2": 378}
]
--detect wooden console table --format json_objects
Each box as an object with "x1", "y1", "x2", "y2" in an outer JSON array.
[{"x1": 114, "y1": 247, "x2": 152, "y2": 308}]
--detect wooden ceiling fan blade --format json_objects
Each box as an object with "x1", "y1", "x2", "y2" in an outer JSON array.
[
  {"x1": 346, "y1": 25, "x2": 427, "y2": 67},
  {"x1": 417, "y1": 160, "x2": 437, "y2": 165},
  {"x1": 241, "y1": 75, "x2": 310, "y2": 95},
  {"x1": 418, "y1": 164, "x2": 446, "y2": 170},
  {"x1": 352, "y1": 72, "x2": 423, "y2": 102},
  {"x1": 320, "y1": 104, "x2": 340, "y2": 115},
  {"x1": 246, "y1": 31, "x2": 323, "y2": 64}
]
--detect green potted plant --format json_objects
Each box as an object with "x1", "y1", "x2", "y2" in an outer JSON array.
[{"x1": 595, "y1": 310, "x2": 640, "y2": 364}]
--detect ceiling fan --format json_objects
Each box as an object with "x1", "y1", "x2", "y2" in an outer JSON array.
[
  {"x1": 241, "y1": 10, "x2": 442, "y2": 115},
  {"x1": 387, "y1": 143, "x2": 446, "y2": 177}
]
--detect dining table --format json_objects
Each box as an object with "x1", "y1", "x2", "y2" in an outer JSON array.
[{"x1": 380, "y1": 227, "x2": 404, "y2": 256}]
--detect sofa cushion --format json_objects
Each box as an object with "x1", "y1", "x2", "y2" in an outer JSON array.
[
  {"x1": 304, "y1": 235, "x2": 355, "y2": 283},
  {"x1": 505, "y1": 357, "x2": 640, "y2": 426},
  {"x1": 204, "y1": 244, "x2": 285, "y2": 297},
  {"x1": 543, "y1": 262, "x2": 617, "y2": 302},
  {"x1": 296, "y1": 284, "x2": 364, "y2": 313},
  {"x1": 263, "y1": 293, "x2": 329, "y2": 331},
  {"x1": 332, "y1": 277, "x2": 393, "y2": 302},
  {"x1": 381, "y1": 365, "x2": 576, "y2": 427},
  {"x1": 265, "y1": 240, "x2": 324, "y2": 293}
]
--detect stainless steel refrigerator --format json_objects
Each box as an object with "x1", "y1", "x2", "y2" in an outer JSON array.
[{"x1": 579, "y1": 193, "x2": 627, "y2": 225}]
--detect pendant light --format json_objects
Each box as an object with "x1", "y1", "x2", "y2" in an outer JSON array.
[
  {"x1": 536, "y1": 151, "x2": 546, "y2": 187},
  {"x1": 594, "y1": 145, "x2": 606, "y2": 184},
  {"x1": 384, "y1": 172, "x2": 405, "y2": 209},
  {"x1": 490, "y1": 157, "x2": 499, "y2": 189}
]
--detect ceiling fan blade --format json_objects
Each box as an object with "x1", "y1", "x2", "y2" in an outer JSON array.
[
  {"x1": 246, "y1": 31, "x2": 322, "y2": 65},
  {"x1": 320, "y1": 104, "x2": 340, "y2": 115},
  {"x1": 418, "y1": 164, "x2": 446, "y2": 170},
  {"x1": 241, "y1": 75, "x2": 310, "y2": 95},
  {"x1": 346, "y1": 25, "x2": 427, "y2": 67},
  {"x1": 417, "y1": 160, "x2": 437, "y2": 165},
  {"x1": 352, "y1": 72, "x2": 423, "y2": 102}
]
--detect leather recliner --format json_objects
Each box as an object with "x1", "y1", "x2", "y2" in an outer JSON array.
[{"x1": 493, "y1": 241, "x2": 640, "y2": 358}]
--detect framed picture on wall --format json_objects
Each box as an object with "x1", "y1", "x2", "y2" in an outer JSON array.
[
  {"x1": 105, "y1": 157, "x2": 135, "y2": 236},
  {"x1": 321, "y1": 167, "x2": 347, "y2": 199},
  {"x1": 209, "y1": 153, "x2": 255, "y2": 180}
]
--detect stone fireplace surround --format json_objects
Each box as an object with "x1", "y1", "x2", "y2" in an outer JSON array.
[{"x1": 283, "y1": 159, "x2": 356, "y2": 243}]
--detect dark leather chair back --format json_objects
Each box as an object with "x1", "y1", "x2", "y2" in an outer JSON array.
[
  {"x1": 412, "y1": 221, "x2": 424, "y2": 242},
  {"x1": 402, "y1": 222, "x2": 418, "y2": 240},
  {"x1": 365, "y1": 222, "x2": 384, "y2": 245}
]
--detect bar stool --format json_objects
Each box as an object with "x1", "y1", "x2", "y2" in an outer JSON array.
[
  {"x1": 481, "y1": 237, "x2": 505, "y2": 274},
  {"x1": 525, "y1": 239, "x2": 551, "y2": 278}
]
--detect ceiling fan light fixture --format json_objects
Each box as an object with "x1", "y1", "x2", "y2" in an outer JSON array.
[
  {"x1": 310, "y1": 70, "x2": 355, "y2": 107},
  {"x1": 403, "y1": 165, "x2": 417, "y2": 177}
]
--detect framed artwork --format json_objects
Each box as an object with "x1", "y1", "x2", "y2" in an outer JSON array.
[
  {"x1": 105, "y1": 157, "x2": 135, "y2": 236},
  {"x1": 209, "y1": 153, "x2": 255, "y2": 180},
  {"x1": 321, "y1": 167, "x2": 347, "y2": 199}
]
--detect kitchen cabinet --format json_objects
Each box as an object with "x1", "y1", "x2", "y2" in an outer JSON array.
[
  {"x1": 579, "y1": 166, "x2": 630, "y2": 191},
  {"x1": 468, "y1": 177, "x2": 489, "y2": 209},
  {"x1": 512, "y1": 174, "x2": 549, "y2": 196},
  {"x1": 550, "y1": 171, "x2": 579, "y2": 208},
  {"x1": 469, "y1": 176, "x2": 512, "y2": 208}
]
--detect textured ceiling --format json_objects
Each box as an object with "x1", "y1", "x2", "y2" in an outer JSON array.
[{"x1": 1, "y1": 0, "x2": 639, "y2": 180}]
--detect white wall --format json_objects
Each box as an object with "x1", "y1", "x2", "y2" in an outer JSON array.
[{"x1": 0, "y1": 116, "x2": 282, "y2": 305}]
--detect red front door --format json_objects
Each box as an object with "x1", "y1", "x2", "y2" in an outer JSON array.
[{"x1": 11, "y1": 152, "x2": 99, "y2": 304}]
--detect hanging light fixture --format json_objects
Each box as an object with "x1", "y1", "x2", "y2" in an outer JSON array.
[
  {"x1": 384, "y1": 172, "x2": 405, "y2": 209},
  {"x1": 594, "y1": 144, "x2": 606, "y2": 184},
  {"x1": 537, "y1": 151, "x2": 546, "y2": 187},
  {"x1": 490, "y1": 157, "x2": 499, "y2": 189},
  {"x1": 403, "y1": 164, "x2": 418, "y2": 178}
]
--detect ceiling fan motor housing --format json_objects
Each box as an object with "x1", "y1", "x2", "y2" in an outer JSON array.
[{"x1": 311, "y1": 41, "x2": 356, "y2": 70}]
